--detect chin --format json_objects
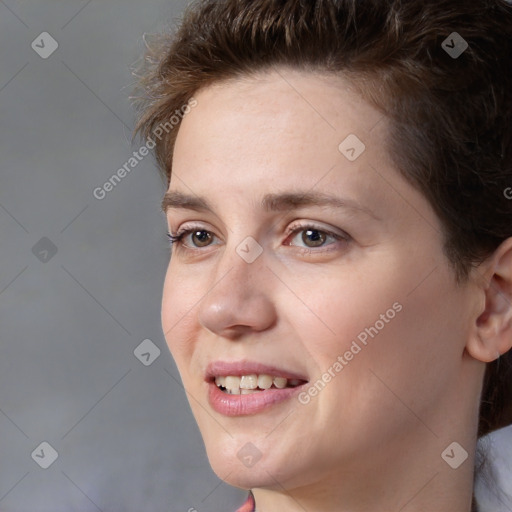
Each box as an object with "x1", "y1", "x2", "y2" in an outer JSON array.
[
  {"x1": 204, "y1": 440, "x2": 308, "y2": 492},
  {"x1": 214, "y1": 465, "x2": 272, "y2": 490}
]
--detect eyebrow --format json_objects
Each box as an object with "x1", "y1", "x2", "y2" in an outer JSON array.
[{"x1": 162, "y1": 190, "x2": 380, "y2": 220}]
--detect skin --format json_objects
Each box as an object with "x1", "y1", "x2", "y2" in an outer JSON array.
[{"x1": 160, "y1": 67, "x2": 512, "y2": 512}]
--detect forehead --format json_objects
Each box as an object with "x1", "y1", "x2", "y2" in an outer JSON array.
[
  {"x1": 177, "y1": 68, "x2": 384, "y2": 137},
  {"x1": 172, "y1": 68, "x2": 389, "y2": 187}
]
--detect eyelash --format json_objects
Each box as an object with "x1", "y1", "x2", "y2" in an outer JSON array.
[{"x1": 166, "y1": 223, "x2": 349, "y2": 254}]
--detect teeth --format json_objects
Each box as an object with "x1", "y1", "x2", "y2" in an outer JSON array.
[
  {"x1": 273, "y1": 377, "x2": 287, "y2": 389},
  {"x1": 241, "y1": 388, "x2": 260, "y2": 395},
  {"x1": 257, "y1": 374, "x2": 273, "y2": 389},
  {"x1": 240, "y1": 374, "x2": 258, "y2": 389},
  {"x1": 224, "y1": 376, "x2": 241, "y2": 394},
  {"x1": 215, "y1": 373, "x2": 304, "y2": 392}
]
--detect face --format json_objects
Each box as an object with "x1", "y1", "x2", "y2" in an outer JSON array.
[{"x1": 161, "y1": 68, "x2": 478, "y2": 492}]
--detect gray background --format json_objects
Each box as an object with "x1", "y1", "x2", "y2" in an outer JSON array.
[{"x1": 0, "y1": 1, "x2": 511, "y2": 511}]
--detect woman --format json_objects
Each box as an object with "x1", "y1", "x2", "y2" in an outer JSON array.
[{"x1": 131, "y1": 0, "x2": 512, "y2": 510}]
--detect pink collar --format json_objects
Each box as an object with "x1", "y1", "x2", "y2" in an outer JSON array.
[{"x1": 235, "y1": 491, "x2": 255, "y2": 512}]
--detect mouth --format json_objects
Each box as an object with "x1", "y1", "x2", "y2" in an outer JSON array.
[
  {"x1": 205, "y1": 360, "x2": 309, "y2": 416},
  {"x1": 212, "y1": 374, "x2": 306, "y2": 394}
]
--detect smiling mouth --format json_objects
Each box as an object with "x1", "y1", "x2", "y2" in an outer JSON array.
[{"x1": 214, "y1": 374, "x2": 307, "y2": 394}]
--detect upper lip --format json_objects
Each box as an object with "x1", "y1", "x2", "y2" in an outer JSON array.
[{"x1": 205, "y1": 360, "x2": 309, "y2": 383}]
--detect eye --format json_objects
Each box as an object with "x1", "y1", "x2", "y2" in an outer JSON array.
[
  {"x1": 284, "y1": 222, "x2": 349, "y2": 251},
  {"x1": 166, "y1": 226, "x2": 216, "y2": 249}
]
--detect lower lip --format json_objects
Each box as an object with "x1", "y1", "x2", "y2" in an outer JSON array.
[{"x1": 207, "y1": 381, "x2": 306, "y2": 416}]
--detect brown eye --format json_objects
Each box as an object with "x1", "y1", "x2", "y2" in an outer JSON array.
[
  {"x1": 286, "y1": 224, "x2": 348, "y2": 251},
  {"x1": 301, "y1": 229, "x2": 327, "y2": 248},
  {"x1": 167, "y1": 227, "x2": 217, "y2": 249},
  {"x1": 190, "y1": 230, "x2": 213, "y2": 247}
]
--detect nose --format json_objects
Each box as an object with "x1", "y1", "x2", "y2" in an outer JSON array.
[{"x1": 197, "y1": 242, "x2": 277, "y2": 339}]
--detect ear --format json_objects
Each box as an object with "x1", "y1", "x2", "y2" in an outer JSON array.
[{"x1": 466, "y1": 237, "x2": 512, "y2": 363}]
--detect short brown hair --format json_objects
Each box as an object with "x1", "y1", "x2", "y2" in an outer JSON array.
[{"x1": 131, "y1": 0, "x2": 512, "y2": 437}]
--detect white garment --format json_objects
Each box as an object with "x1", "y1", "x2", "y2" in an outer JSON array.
[{"x1": 474, "y1": 425, "x2": 512, "y2": 512}]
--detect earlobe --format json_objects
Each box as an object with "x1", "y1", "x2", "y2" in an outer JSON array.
[{"x1": 466, "y1": 237, "x2": 512, "y2": 363}]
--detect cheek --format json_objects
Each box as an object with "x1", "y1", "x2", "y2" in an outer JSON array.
[
  {"x1": 293, "y1": 253, "x2": 463, "y2": 394},
  {"x1": 287, "y1": 266, "x2": 403, "y2": 359},
  {"x1": 161, "y1": 264, "x2": 199, "y2": 363},
  {"x1": 292, "y1": 288, "x2": 458, "y2": 463}
]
